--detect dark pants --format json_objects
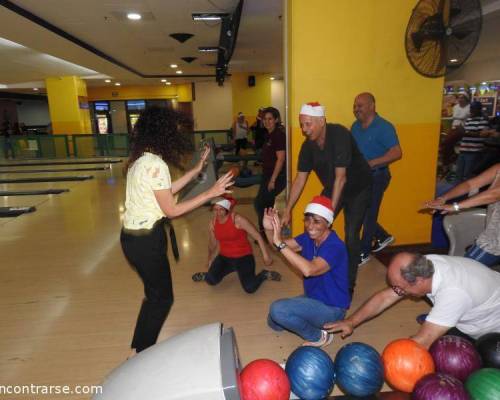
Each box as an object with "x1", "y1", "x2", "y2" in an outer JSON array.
[
  {"x1": 254, "y1": 173, "x2": 286, "y2": 231},
  {"x1": 120, "y1": 220, "x2": 173, "y2": 352},
  {"x1": 235, "y1": 138, "x2": 248, "y2": 155},
  {"x1": 324, "y1": 185, "x2": 371, "y2": 291},
  {"x1": 361, "y1": 168, "x2": 391, "y2": 254},
  {"x1": 206, "y1": 254, "x2": 266, "y2": 293}
]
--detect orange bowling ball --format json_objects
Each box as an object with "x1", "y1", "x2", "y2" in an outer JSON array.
[{"x1": 382, "y1": 338, "x2": 435, "y2": 393}]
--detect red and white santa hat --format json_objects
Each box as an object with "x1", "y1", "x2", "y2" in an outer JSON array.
[
  {"x1": 304, "y1": 195, "x2": 334, "y2": 224},
  {"x1": 213, "y1": 195, "x2": 236, "y2": 211},
  {"x1": 300, "y1": 102, "x2": 325, "y2": 117}
]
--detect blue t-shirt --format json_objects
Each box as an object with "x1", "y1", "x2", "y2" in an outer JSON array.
[
  {"x1": 351, "y1": 114, "x2": 399, "y2": 161},
  {"x1": 295, "y1": 231, "x2": 351, "y2": 309}
]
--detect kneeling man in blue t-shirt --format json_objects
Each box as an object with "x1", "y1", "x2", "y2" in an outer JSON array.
[{"x1": 264, "y1": 196, "x2": 351, "y2": 347}]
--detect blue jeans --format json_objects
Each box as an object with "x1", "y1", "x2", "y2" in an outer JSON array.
[
  {"x1": 465, "y1": 244, "x2": 500, "y2": 268},
  {"x1": 456, "y1": 152, "x2": 481, "y2": 182},
  {"x1": 361, "y1": 168, "x2": 391, "y2": 254},
  {"x1": 267, "y1": 296, "x2": 346, "y2": 342}
]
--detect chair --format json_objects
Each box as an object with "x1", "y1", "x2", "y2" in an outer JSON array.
[{"x1": 443, "y1": 208, "x2": 487, "y2": 256}]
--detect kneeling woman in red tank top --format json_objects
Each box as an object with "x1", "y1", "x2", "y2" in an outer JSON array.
[{"x1": 192, "y1": 196, "x2": 281, "y2": 293}]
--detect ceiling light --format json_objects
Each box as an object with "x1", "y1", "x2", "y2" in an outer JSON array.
[
  {"x1": 105, "y1": 79, "x2": 111, "y2": 83},
  {"x1": 33, "y1": 88, "x2": 39, "y2": 91},
  {"x1": 161, "y1": 79, "x2": 167, "y2": 82},
  {"x1": 198, "y1": 46, "x2": 220, "y2": 53},
  {"x1": 165, "y1": 82, "x2": 172, "y2": 85},
  {"x1": 270, "y1": 77, "x2": 275, "y2": 80},
  {"x1": 170, "y1": 64, "x2": 178, "y2": 68},
  {"x1": 127, "y1": 13, "x2": 142, "y2": 20},
  {"x1": 481, "y1": 81, "x2": 487, "y2": 85},
  {"x1": 449, "y1": 58, "x2": 458, "y2": 63},
  {"x1": 176, "y1": 70, "x2": 183, "y2": 74},
  {"x1": 115, "y1": 82, "x2": 121, "y2": 86},
  {"x1": 192, "y1": 13, "x2": 228, "y2": 21}
]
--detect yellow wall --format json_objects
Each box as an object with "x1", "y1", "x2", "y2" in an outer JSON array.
[
  {"x1": 87, "y1": 83, "x2": 193, "y2": 102},
  {"x1": 231, "y1": 73, "x2": 272, "y2": 124},
  {"x1": 45, "y1": 76, "x2": 91, "y2": 134},
  {"x1": 288, "y1": 0, "x2": 443, "y2": 244}
]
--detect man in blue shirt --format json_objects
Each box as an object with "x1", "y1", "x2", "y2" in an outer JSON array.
[
  {"x1": 264, "y1": 196, "x2": 350, "y2": 347},
  {"x1": 352, "y1": 93, "x2": 402, "y2": 265}
]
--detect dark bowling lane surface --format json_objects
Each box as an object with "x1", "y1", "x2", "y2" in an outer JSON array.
[
  {"x1": 0, "y1": 167, "x2": 110, "y2": 174},
  {"x1": 0, "y1": 159, "x2": 122, "y2": 167},
  {"x1": 0, "y1": 206, "x2": 36, "y2": 217},
  {"x1": 0, "y1": 189, "x2": 69, "y2": 196},
  {"x1": 0, "y1": 176, "x2": 93, "y2": 183}
]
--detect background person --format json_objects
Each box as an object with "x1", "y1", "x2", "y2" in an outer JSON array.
[
  {"x1": 233, "y1": 112, "x2": 249, "y2": 155},
  {"x1": 254, "y1": 107, "x2": 286, "y2": 233},
  {"x1": 121, "y1": 107, "x2": 234, "y2": 355}
]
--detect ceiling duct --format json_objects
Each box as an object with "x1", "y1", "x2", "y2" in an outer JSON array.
[{"x1": 169, "y1": 33, "x2": 194, "y2": 43}]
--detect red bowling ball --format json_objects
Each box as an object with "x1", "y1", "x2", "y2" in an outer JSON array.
[{"x1": 240, "y1": 359, "x2": 290, "y2": 400}]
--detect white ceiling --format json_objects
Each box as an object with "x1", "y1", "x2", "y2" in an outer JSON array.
[{"x1": 0, "y1": 0, "x2": 283, "y2": 91}]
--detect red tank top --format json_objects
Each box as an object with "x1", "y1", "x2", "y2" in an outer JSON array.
[{"x1": 214, "y1": 213, "x2": 252, "y2": 258}]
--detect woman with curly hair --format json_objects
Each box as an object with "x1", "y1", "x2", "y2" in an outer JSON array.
[{"x1": 121, "y1": 107, "x2": 233, "y2": 355}]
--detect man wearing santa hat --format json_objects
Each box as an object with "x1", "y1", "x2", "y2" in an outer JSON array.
[
  {"x1": 264, "y1": 196, "x2": 350, "y2": 347},
  {"x1": 282, "y1": 102, "x2": 372, "y2": 293}
]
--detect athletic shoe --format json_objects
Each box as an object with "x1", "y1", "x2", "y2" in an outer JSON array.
[
  {"x1": 302, "y1": 330, "x2": 334, "y2": 348},
  {"x1": 191, "y1": 272, "x2": 207, "y2": 282},
  {"x1": 372, "y1": 236, "x2": 395, "y2": 253},
  {"x1": 263, "y1": 269, "x2": 281, "y2": 281},
  {"x1": 359, "y1": 253, "x2": 371, "y2": 266}
]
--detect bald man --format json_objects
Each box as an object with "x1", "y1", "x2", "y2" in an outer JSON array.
[
  {"x1": 352, "y1": 93, "x2": 402, "y2": 265},
  {"x1": 282, "y1": 103, "x2": 372, "y2": 294},
  {"x1": 324, "y1": 252, "x2": 500, "y2": 349}
]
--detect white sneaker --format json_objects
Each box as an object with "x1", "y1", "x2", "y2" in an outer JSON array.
[
  {"x1": 358, "y1": 253, "x2": 371, "y2": 266},
  {"x1": 372, "y1": 236, "x2": 394, "y2": 253},
  {"x1": 302, "y1": 330, "x2": 334, "y2": 348}
]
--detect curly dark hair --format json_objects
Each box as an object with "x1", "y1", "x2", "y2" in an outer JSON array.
[{"x1": 126, "y1": 106, "x2": 193, "y2": 170}]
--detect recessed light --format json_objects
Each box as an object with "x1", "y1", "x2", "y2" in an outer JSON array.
[
  {"x1": 192, "y1": 13, "x2": 228, "y2": 21},
  {"x1": 127, "y1": 13, "x2": 142, "y2": 20},
  {"x1": 270, "y1": 77, "x2": 275, "y2": 80},
  {"x1": 449, "y1": 59, "x2": 458, "y2": 63},
  {"x1": 115, "y1": 82, "x2": 121, "y2": 86},
  {"x1": 176, "y1": 70, "x2": 183, "y2": 74},
  {"x1": 170, "y1": 64, "x2": 178, "y2": 68},
  {"x1": 105, "y1": 79, "x2": 111, "y2": 83},
  {"x1": 481, "y1": 81, "x2": 487, "y2": 85},
  {"x1": 33, "y1": 88, "x2": 39, "y2": 91},
  {"x1": 161, "y1": 79, "x2": 167, "y2": 82},
  {"x1": 165, "y1": 82, "x2": 172, "y2": 85}
]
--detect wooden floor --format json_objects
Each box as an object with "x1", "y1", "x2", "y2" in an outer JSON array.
[{"x1": 0, "y1": 159, "x2": 430, "y2": 399}]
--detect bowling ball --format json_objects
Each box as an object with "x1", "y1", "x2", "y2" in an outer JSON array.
[
  {"x1": 240, "y1": 359, "x2": 290, "y2": 400},
  {"x1": 475, "y1": 332, "x2": 500, "y2": 369},
  {"x1": 334, "y1": 342, "x2": 384, "y2": 397},
  {"x1": 430, "y1": 335, "x2": 482, "y2": 381},
  {"x1": 228, "y1": 165, "x2": 240, "y2": 177},
  {"x1": 465, "y1": 368, "x2": 500, "y2": 400},
  {"x1": 285, "y1": 346, "x2": 335, "y2": 400},
  {"x1": 413, "y1": 373, "x2": 469, "y2": 400},
  {"x1": 382, "y1": 338, "x2": 435, "y2": 393}
]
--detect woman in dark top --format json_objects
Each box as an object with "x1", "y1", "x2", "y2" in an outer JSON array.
[{"x1": 254, "y1": 107, "x2": 287, "y2": 233}]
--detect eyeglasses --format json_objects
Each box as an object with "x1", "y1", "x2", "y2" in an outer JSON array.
[{"x1": 391, "y1": 285, "x2": 407, "y2": 297}]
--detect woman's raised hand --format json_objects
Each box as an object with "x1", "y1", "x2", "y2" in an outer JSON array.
[{"x1": 208, "y1": 171, "x2": 234, "y2": 198}]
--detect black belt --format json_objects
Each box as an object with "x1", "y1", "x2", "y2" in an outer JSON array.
[{"x1": 371, "y1": 166, "x2": 388, "y2": 172}]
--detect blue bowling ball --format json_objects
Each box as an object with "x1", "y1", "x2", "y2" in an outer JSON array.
[
  {"x1": 334, "y1": 342, "x2": 384, "y2": 397},
  {"x1": 285, "y1": 346, "x2": 335, "y2": 400}
]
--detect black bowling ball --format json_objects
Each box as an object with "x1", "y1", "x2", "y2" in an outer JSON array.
[{"x1": 476, "y1": 332, "x2": 500, "y2": 369}]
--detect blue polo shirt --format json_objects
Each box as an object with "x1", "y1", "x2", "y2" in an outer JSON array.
[
  {"x1": 295, "y1": 231, "x2": 351, "y2": 309},
  {"x1": 351, "y1": 114, "x2": 399, "y2": 161}
]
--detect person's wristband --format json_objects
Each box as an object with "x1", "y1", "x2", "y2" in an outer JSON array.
[
  {"x1": 274, "y1": 242, "x2": 287, "y2": 251},
  {"x1": 452, "y1": 202, "x2": 460, "y2": 211}
]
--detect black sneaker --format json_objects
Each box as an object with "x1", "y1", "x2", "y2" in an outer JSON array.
[
  {"x1": 372, "y1": 236, "x2": 394, "y2": 253},
  {"x1": 192, "y1": 272, "x2": 207, "y2": 282},
  {"x1": 263, "y1": 270, "x2": 281, "y2": 281},
  {"x1": 359, "y1": 253, "x2": 371, "y2": 266}
]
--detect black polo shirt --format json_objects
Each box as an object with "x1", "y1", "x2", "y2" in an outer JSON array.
[{"x1": 298, "y1": 123, "x2": 372, "y2": 198}]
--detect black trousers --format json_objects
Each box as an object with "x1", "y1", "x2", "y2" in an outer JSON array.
[
  {"x1": 323, "y1": 185, "x2": 372, "y2": 292},
  {"x1": 206, "y1": 254, "x2": 266, "y2": 294},
  {"x1": 254, "y1": 173, "x2": 286, "y2": 232},
  {"x1": 235, "y1": 138, "x2": 248, "y2": 155},
  {"x1": 120, "y1": 220, "x2": 173, "y2": 352}
]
